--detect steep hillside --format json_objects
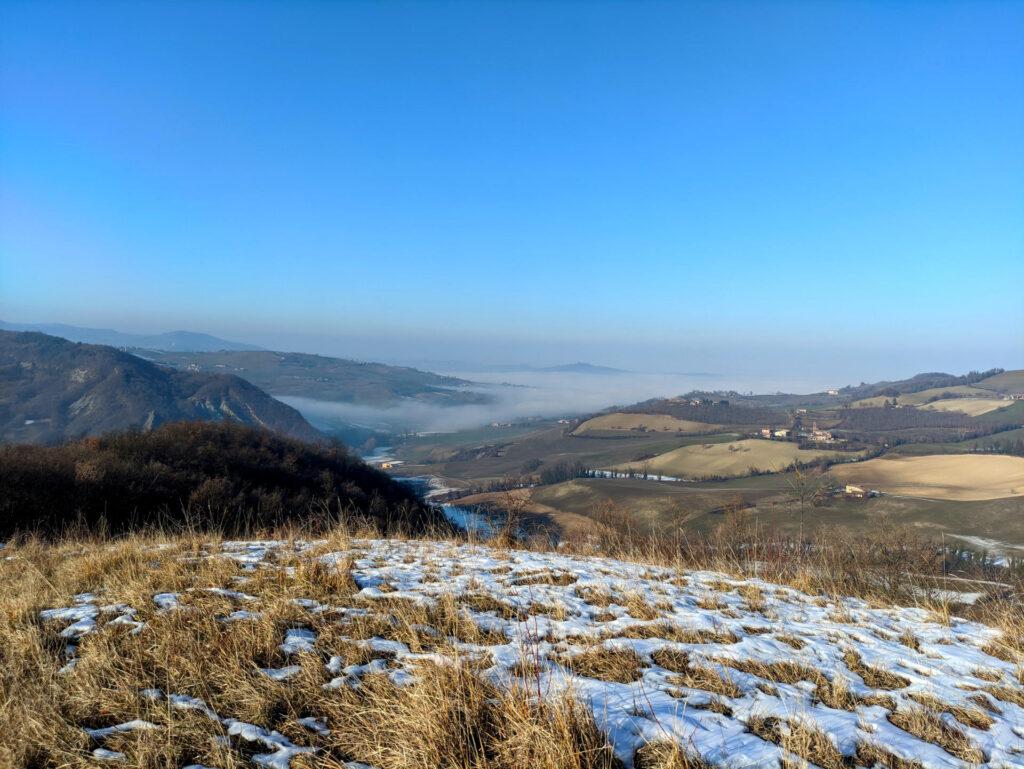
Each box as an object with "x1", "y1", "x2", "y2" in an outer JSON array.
[
  {"x1": 0, "y1": 331, "x2": 322, "y2": 443},
  {"x1": 141, "y1": 349, "x2": 489, "y2": 406}
]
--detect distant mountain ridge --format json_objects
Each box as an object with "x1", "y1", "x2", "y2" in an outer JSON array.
[
  {"x1": 0, "y1": 331, "x2": 322, "y2": 444},
  {"x1": 0, "y1": 321, "x2": 261, "y2": 352},
  {"x1": 140, "y1": 349, "x2": 491, "y2": 406},
  {"x1": 441, "y1": 361, "x2": 629, "y2": 375},
  {"x1": 539, "y1": 362, "x2": 628, "y2": 374}
]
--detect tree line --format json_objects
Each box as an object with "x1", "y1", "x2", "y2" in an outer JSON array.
[{"x1": 0, "y1": 422, "x2": 446, "y2": 538}]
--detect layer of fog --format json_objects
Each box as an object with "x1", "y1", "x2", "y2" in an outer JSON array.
[{"x1": 279, "y1": 369, "x2": 827, "y2": 435}]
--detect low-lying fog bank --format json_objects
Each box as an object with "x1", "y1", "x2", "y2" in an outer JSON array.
[{"x1": 280, "y1": 370, "x2": 827, "y2": 435}]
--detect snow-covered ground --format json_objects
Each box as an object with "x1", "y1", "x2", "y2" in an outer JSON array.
[{"x1": 39, "y1": 539, "x2": 1024, "y2": 768}]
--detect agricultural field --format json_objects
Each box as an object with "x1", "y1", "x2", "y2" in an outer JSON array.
[
  {"x1": 573, "y1": 412, "x2": 719, "y2": 435},
  {"x1": 918, "y1": 398, "x2": 1014, "y2": 416},
  {"x1": 612, "y1": 439, "x2": 857, "y2": 479},
  {"x1": 460, "y1": 473, "x2": 1024, "y2": 546},
  {"x1": 394, "y1": 422, "x2": 740, "y2": 484},
  {"x1": 851, "y1": 385, "x2": 997, "y2": 408},
  {"x1": 829, "y1": 454, "x2": 1024, "y2": 501}
]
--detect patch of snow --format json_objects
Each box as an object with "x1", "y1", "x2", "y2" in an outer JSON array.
[
  {"x1": 92, "y1": 747, "x2": 126, "y2": 761},
  {"x1": 281, "y1": 627, "x2": 317, "y2": 655},
  {"x1": 261, "y1": 665, "x2": 303, "y2": 681},
  {"x1": 41, "y1": 538, "x2": 1024, "y2": 769}
]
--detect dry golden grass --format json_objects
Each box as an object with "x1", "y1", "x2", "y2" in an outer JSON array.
[
  {"x1": 775, "y1": 634, "x2": 805, "y2": 650},
  {"x1": 2, "y1": 519, "x2": 1022, "y2": 769},
  {"x1": 983, "y1": 684, "x2": 1024, "y2": 708},
  {"x1": 0, "y1": 532, "x2": 629, "y2": 769},
  {"x1": 624, "y1": 592, "x2": 662, "y2": 620},
  {"x1": 906, "y1": 692, "x2": 994, "y2": 730},
  {"x1": 854, "y1": 741, "x2": 925, "y2": 769},
  {"x1": 842, "y1": 650, "x2": 910, "y2": 690},
  {"x1": 557, "y1": 646, "x2": 645, "y2": 683},
  {"x1": 746, "y1": 716, "x2": 851, "y2": 769},
  {"x1": 888, "y1": 708, "x2": 984, "y2": 763},
  {"x1": 715, "y1": 658, "x2": 824, "y2": 687},
  {"x1": 613, "y1": 624, "x2": 739, "y2": 646},
  {"x1": 649, "y1": 650, "x2": 742, "y2": 699},
  {"x1": 633, "y1": 740, "x2": 716, "y2": 769}
]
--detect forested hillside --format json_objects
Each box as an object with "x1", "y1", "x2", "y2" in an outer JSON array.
[
  {"x1": 0, "y1": 422, "x2": 445, "y2": 537},
  {"x1": 0, "y1": 331, "x2": 322, "y2": 443}
]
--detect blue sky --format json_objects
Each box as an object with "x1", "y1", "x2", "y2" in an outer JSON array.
[{"x1": 1, "y1": 1, "x2": 1022, "y2": 382}]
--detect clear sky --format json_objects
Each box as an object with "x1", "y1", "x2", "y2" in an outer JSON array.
[{"x1": 1, "y1": 1, "x2": 1022, "y2": 383}]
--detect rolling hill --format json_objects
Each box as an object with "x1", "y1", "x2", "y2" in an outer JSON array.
[
  {"x1": 828, "y1": 454, "x2": 1024, "y2": 501},
  {"x1": 0, "y1": 331, "x2": 323, "y2": 444},
  {"x1": 612, "y1": 438, "x2": 858, "y2": 479},
  {"x1": 976, "y1": 369, "x2": 1024, "y2": 393}
]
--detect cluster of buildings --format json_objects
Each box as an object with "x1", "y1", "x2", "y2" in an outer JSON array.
[
  {"x1": 759, "y1": 421, "x2": 836, "y2": 443},
  {"x1": 808, "y1": 422, "x2": 836, "y2": 442}
]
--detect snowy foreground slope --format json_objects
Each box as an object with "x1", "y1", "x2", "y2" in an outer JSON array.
[{"x1": 40, "y1": 539, "x2": 1024, "y2": 768}]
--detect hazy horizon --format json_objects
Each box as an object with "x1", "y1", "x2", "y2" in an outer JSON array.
[
  {"x1": 2, "y1": 1, "x2": 1022, "y2": 388},
  {"x1": 2, "y1": 315, "x2": 1018, "y2": 398}
]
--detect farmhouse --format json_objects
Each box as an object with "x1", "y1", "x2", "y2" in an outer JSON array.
[
  {"x1": 773, "y1": 429, "x2": 790, "y2": 438},
  {"x1": 809, "y1": 421, "x2": 835, "y2": 443},
  {"x1": 760, "y1": 427, "x2": 772, "y2": 438},
  {"x1": 844, "y1": 484, "x2": 878, "y2": 498}
]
